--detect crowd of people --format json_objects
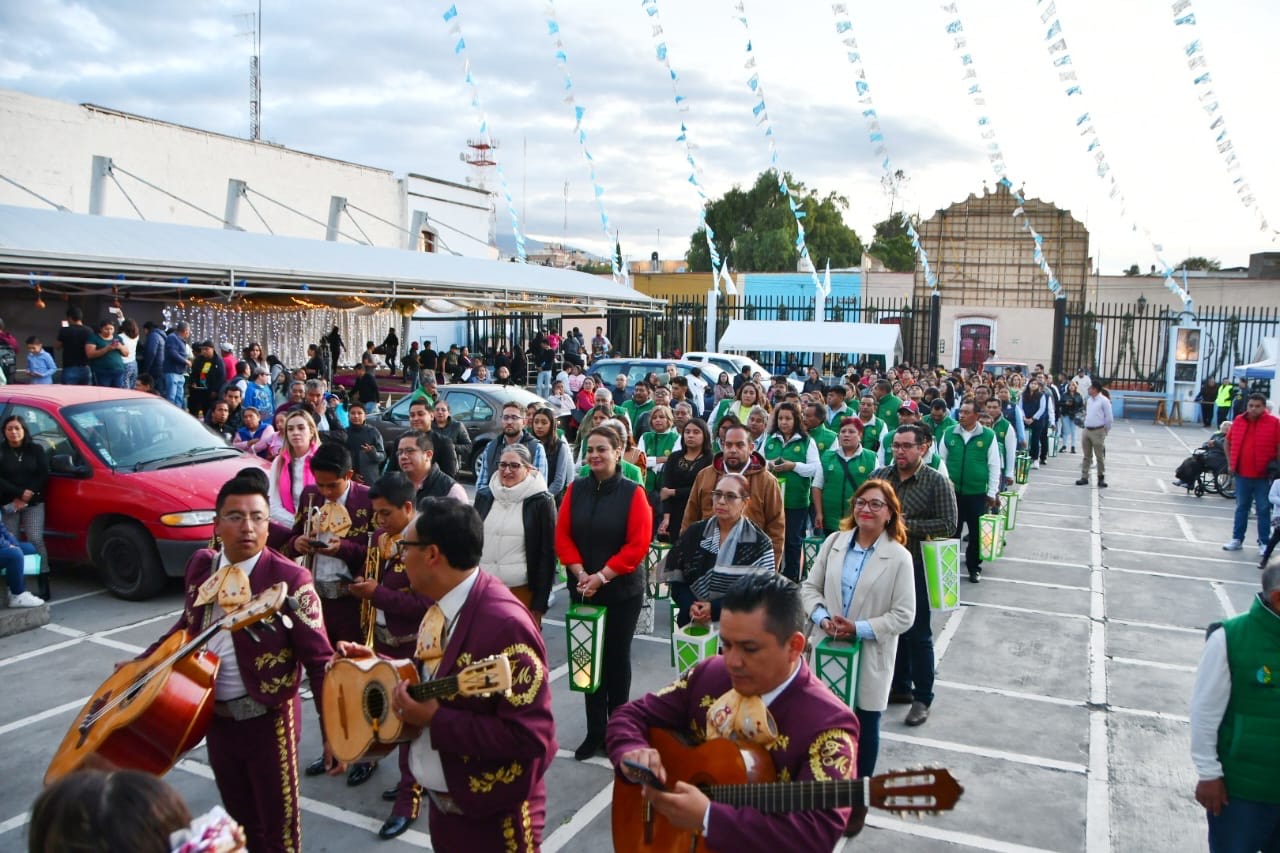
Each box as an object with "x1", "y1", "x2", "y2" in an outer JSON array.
[{"x1": 11, "y1": 308, "x2": 1280, "y2": 851}]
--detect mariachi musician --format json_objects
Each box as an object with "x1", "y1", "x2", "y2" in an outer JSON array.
[
  {"x1": 347, "y1": 473, "x2": 433, "y2": 841},
  {"x1": 284, "y1": 443, "x2": 376, "y2": 785},
  {"x1": 137, "y1": 469, "x2": 335, "y2": 853},
  {"x1": 337, "y1": 497, "x2": 557, "y2": 852}
]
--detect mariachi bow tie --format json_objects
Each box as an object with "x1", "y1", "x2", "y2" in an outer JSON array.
[
  {"x1": 415, "y1": 604, "x2": 447, "y2": 677},
  {"x1": 195, "y1": 563, "x2": 251, "y2": 610},
  {"x1": 705, "y1": 688, "x2": 778, "y2": 745},
  {"x1": 314, "y1": 502, "x2": 352, "y2": 538}
]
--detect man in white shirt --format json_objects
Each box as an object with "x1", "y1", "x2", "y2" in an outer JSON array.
[
  {"x1": 1076, "y1": 380, "x2": 1114, "y2": 488},
  {"x1": 1189, "y1": 562, "x2": 1280, "y2": 852}
]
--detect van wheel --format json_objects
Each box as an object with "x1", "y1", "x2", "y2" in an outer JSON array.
[{"x1": 98, "y1": 523, "x2": 166, "y2": 601}]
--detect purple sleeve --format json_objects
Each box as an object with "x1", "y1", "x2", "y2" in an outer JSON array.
[
  {"x1": 369, "y1": 583, "x2": 431, "y2": 617},
  {"x1": 605, "y1": 670, "x2": 699, "y2": 762}
]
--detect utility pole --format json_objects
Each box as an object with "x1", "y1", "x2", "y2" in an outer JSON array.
[{"x1": 562, "y1": 180, "x2": 569, "y2": 250}]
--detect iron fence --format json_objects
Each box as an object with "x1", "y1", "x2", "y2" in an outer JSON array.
[{"x1": 1063, "y1": 302, "x2": 1280, "y2": 391}]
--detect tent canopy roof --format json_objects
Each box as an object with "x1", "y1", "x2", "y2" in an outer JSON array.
[
  {"x1": 1233, "y1": 337, "x2": 1277, "y2": 380},
  {"x1": 0, "y1": 204, "x2": 660, "y2": 311},
  {"x1": 717, "y1": 320, "x2": 904, "y2": 362}
]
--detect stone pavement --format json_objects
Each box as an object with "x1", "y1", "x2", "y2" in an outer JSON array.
[{"x1": 0, "y1": 420, "x2": 1263, "y2": 852}]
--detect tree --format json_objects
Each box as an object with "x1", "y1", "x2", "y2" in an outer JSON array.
[
  {"x1": 1176, "y1": 256, "x2": 1221, "y2": 271},
  {"x1": 614, "y1": 238, "x2": 623, "y2": 273},
  {"x1": 867, "y1": 212, "x2": 917, "y2": 273},
  {"x1": 1123, "y1": 264, "x2": 1140, "y2": 276},
  {"x1": 686, "y1": 170, "x2": 862, "y2": 273}
]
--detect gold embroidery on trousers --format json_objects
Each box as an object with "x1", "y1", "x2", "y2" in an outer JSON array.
[{"x1": 275, "y1": 701, "x2": 299, "y2": 853}]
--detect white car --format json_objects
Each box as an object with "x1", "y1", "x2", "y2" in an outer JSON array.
[{"x1": 681, "y1": 352, "x2": 804, "y2": 392}]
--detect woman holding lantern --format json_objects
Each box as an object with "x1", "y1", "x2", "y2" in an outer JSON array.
[
  {"x1": 555, "y1": 425, "x2": 653, "y2": 761},
  {"x1": 800, "y1": 478, "x2": 915, "y2": 834}
]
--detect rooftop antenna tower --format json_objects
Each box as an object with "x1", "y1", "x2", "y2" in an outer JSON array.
[
  {"x1": 237, "y1": 3, "x2": 262, "y2": 140},
  {"x1": 460, "y1": 137, "x2": 498, "y2": 246}
]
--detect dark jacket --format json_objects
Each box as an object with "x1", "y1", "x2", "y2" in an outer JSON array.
[
  {"x1": 141, "y1": 327, "x2": 166, "y2": 378},
  {"x1": 665, "y1": 516, "x2": 775, "y2": 623},
  {"x1": 556, "y1": 472, "x2": 652, "y2": 606},
  {"x1": 474, "y1": 487, "x2": 558, "y2": 612},
  {"x1": 354, "y1": 372, "x2": 381, "y2": 406},
  {"x1": 434, "y1": 418, "x2": 471, "y2": 463},
  {"x1": 415, "y1": 464, "x2": 461, "y2": 506},
  {"x1": 343, "y1": 423, "x2": 386, "y2": 484},
  {"x1": 162, "y1": 332, "x2": 189, "y2": 375},
  {"x1": 0, "y1": 442, "x2": 49, "y2": 506}
]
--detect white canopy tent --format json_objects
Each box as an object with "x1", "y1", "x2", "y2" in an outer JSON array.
[
  {"x1": 717, "y1": 320, "x2": 904, "y2": 366},
  {"x1": 1232, "y1": 337, "x2": 1277, "y2": 380},
  {"x1": 0, "y1": 204, "x2": 660, "y2": 312}
]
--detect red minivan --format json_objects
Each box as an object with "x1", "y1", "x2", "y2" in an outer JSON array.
[{"x1": 0, "y1": 386, "x2": 267, "y2": 599}]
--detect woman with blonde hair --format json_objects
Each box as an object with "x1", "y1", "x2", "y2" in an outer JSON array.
[{"x1": 268, "y1": 409, "x2": 320, "y2": 528}]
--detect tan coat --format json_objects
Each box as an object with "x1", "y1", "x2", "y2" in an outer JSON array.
[
  {"x1": 681, "y1": 457, "x2": 785, "y2": 564},
  {"x1": 800, "y1": 530, "x2": 916, "y2": 712}
]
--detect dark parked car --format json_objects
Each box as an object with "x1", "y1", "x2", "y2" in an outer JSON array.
[{"x1": 371, "y1": 384, "x2": 568, "y2": 477}]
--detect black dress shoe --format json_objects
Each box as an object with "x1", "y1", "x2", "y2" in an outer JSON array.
[
  {"x1": 968, "y1": 570, "x2": 981, "y2": 583},
  {"x1": 381, "y1": 785, "x2": 400, "y2": 803},
  {"x1": 888, "y1": 690, "x2": 914, "y2": 705},
  {"x1": 905, "y1": 701, "x2": 931, "y2": 726},
  {"x1": 304, "y1": 756, "x2": 328, "y2": 777},
  {"x1": 378, "y1": 815, "x2": 414, "y2": 840},
  {"x1": 1075, "y1": 478, "x2": 1089, "y2": 486},
  {"x1": 574, "y1": 735, "x2": 604, "y2": 761},
  {"x1": 347, "y1": 761, "x2": 378, "y2": 787},
  {"x1": 1098, "y1": 478, "x2": 1108, "y2": 488}
]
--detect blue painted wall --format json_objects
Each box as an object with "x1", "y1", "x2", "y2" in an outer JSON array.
[{"x1": 741, "y1": 272, "x2": 862, "y2": 301}]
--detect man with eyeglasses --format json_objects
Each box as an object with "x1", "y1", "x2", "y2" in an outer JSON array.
[
  {"x1": 397, "y1": 431, "x2": 467, "y2": 505},
  {"x1": 386, "y1": 397, "x2": 458, "y2": 479},
  {"x1": 136, "y1": 469, "x2": 336, "y2": 852},
  {"x1": 872, "y1": 423, "x2": 958, "y2": 728},
  {"x1": 336, "y1": 498, "x2": 557, "y2": 851},
  {"x1": 939, "y1": 400, "x2": 1001, "y2": 585},
  {"x1": 683, "y1": 424, "x2": 785, "y2": 565},
  {"x1": 473, "y1": 401, "x2": 547, "y2": 499}
]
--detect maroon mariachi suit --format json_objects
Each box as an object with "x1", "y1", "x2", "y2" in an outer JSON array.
[
  {"x1": 142, "y1": 548, "x2": 333, "y2": 853},
  {"x1": 369, "y1": 527, "x2": 431, "y2": 820},
  {"x1": 411, "y1": 570, "x2": 558, "y2": 852},
  {"x1": 285, "y1": 481, "x2": 372, "y2": 647},
  {"x1": 606, "y1": 656, "x2": 861, "y2": 851}
]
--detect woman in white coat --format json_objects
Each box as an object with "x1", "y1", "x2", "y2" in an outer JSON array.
[{"x1": 800, "y1": 477, "x2": 915, "y2": 831}]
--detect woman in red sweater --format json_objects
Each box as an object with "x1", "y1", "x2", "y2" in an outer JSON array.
[{"x1": 555, "y1": 425, "x2": 653, "y2": 760}]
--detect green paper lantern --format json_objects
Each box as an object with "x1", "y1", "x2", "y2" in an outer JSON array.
[
  {"x1": 566, "y1": 604, "x2": 606, "y2": 693},
  {"x1": 998, "y1": 490, "x2": 1020, "y2": 531},
  {"x1": 555, "y1": 559, "x2": 567, "y2": 586},
  {"x1": 979, "y1": 513, "x2": 1005, "y2": 562},
  {"x1": 1047, "y1": 427, "x2": 1059, "y2": 458},
  {"x1": 921, "y1": 538, "x2": 961, "y2": 611},
  {"x1": 23, "y1": 554, "x2": 42, "y2": 576},
  {"x1": 812, "y1": 636, "x2": 862, "y2": 708},
  {"x1": 644, "y1": 541, "x2": 672, "y2": 599},
  {"x1": 802, "y1": 535, "x2": 827, "y2": 581},
  {"x1": 672, "y1": 622, "x2": 719, "y2": 672},
  {"x1": 1015, "y1": 452, "x2": 1031, "y2": 485}
]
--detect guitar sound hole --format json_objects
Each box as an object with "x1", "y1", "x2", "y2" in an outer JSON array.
[{"x1": 364, "y1": 684, "x2": 387, "y2": 722}]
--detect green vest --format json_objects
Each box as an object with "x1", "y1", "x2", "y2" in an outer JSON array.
[
  {"x1": 620, "y1": 398, "x2": 655, "y2": 427},
  {"x1": 763, "y1": 433, "x2": 814, "y2": 509},
  {"x1": 640, "y1": 430, "x2": 678, "y2": 491},
  {"x1": 878, "y1": 394, "x2": 903, "y2": 433},
  {"x1": 809, "y1": 423, "x2": 837, "y2": 455},
  {"x1": 1217, "y1": 596, "x2": 1280, "y2": 803},
  {"x1": 861, "y1": 416, "x2": 885, "y2": 453},
  {"x1": 942, "y1": 426, "x2": 996, "y2": 496},
  {"x1": 577, "y1": 459, "x2": 645, "y2": 486},
  {"x1": 1215, "y1": 383, "x2": 1236, "y2": 408},
  {"x1": 818, "y1": 447, "x2": 878, "y2": 531},
  {"x1": 925, "y1": 415, "x2": 957, "y2": 441},
  {"x1": 991, "y1": 417, "x2": 1012, "y2": 468}
]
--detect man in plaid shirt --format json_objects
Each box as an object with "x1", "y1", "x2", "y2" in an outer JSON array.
[{"x1": 872, "y1": 423, "x2": 958, "y2": 728}]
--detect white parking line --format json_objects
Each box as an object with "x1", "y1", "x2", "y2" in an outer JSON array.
[
  {"x1": 860, "y1": 814, "x2": 1061, "y2": 853},
  {"x1": 1110, "y1": 705, "x2": 1190, "y2": 724},
  {"x1": 0, "y1": 811, "x2": 29, "y2": 836},
  {"x1": 962, "y1": 601, "x2": 1091, "y2": 622},
  {"x1": 0, "y1": 696, "x2": 87, "y2": 737},
  {"x1": 933, "y1": 606, "x2": 967, "y2": 663},
  {"x1": 1106, "y1": 547, "x2": 1252, "y2": 566},
  {"x1": 1086, "y1": 469, "x2": 1110, "y2": 853},
  {"x1": 1108, "y1": 566, "x2": 1257, "y2": 587},
  {"x1": 880, "y1": 731, "x2": 1087, "y2": 775},
  {"x1": 1108, "y1": 656, "x2": 1197, "y2": 673},
  {"x1": 1108, "y1": 617, "x2": 1202, "y2": 635},
  {"x1": 1086, "y1": 710, "x2": 1111, "y2": 853},
  {"x1": 47, "y1": 589, "x2": 108, "y2": 605},
  {"x1": 934, "y1": 679, "x2": 1085, "y2": 708},
  {"x1": 1174, "y1": 515, "x2": 1196, "y2": 542},
  {"x1": 1210, "y1": 582, "x2": 1237, "y2": 618},
  {"x1": 981, "y1": 576, "x2": 1090, "y2": 592},
  {"x1": 543, "y1": 783, "x2": 614, "y2": 853},
  {"x1": 174, "y1": 758, "x2": 435, "y2": 848}
]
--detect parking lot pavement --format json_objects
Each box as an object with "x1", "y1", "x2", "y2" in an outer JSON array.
[{"x1": 0, "y1": 420, "x2": 1261, "y2": 851}]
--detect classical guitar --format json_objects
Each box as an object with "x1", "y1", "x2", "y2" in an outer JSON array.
[
  {"x1": 611, "y1": 727, "x2": 964, "y2": 853},
  {"x1": 45, "y1": 582, "x2": 290, "y2": 785},
  {"x1": 323, "y1": 654, "x2": 512, "y2": 763}
]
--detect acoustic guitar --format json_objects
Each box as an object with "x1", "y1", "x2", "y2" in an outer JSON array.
[
  {"x1": 323, "y1": 654, "x2": 512, "y2": 763},
  {"x1": 611, "y1": 727, "x2": 964, "y2": 853},
  {"x1": 45, "y1": 582, "x2": 290, "y2": 786}
]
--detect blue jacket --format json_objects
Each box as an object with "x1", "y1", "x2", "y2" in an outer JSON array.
[
  {"x1": 162, "y1": 332, "x2": 189, "y2": 375},
  {"x1": 141, "y1": 328, "x2": 166, "y2": 378}
]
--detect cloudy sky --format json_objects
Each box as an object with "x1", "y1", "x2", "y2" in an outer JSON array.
[{"x1": 1, "y1": 0, "x2": 1276, "y2": 273}]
